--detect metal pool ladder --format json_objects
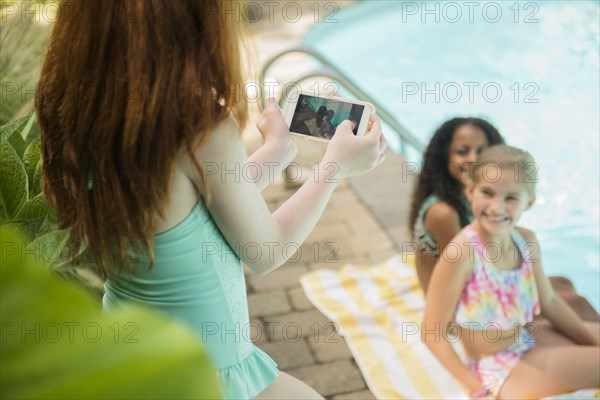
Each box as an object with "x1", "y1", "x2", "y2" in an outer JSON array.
[{"x1": 260, "y1": 45, "x2": 425, "y2": 157}]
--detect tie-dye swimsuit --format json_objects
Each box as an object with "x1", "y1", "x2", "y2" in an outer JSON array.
[{"x1": 455, "y1": 224, "x2": 541, "y2": 397}]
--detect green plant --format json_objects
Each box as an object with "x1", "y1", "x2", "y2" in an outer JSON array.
[
  {"x1": 1, "y1": 114, "x2": 49, "y2": 228},
  {"x1": 1, "y1": 0, "x2": 55, "y2": 123},
  {"x1": 0, "y1": 114, "x2": 102, "y2": 296},
  {"x1": 1, "y1": 223, "x2": 223, "y2": 399}
]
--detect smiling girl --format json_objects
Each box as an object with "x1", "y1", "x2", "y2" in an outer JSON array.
[
  {"x1": 409, "y1": 118, "x2": 598, "y2": 320},
  {"x1": 423, "y1": 145, "x2": 599, "y2": 399}
]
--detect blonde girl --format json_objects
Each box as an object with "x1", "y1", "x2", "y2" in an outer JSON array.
[{"x1": 423, "y1": 145, "x2": 599, "y2": 399}]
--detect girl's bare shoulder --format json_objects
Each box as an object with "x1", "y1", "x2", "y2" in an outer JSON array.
[
  {"x1": 424, "y1": 201, "x2": 462, "y2": 244},
  {"x1": 426, "y1": 201, "x2": 459, "y2": 224},
  {"x1": 179, "y1": 114, "x2": 243, "y2": 181}
]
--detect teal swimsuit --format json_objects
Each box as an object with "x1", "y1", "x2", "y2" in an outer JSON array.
[
  {"x1": 413, "y1": 195, "x2": 443, "y2": 256},
  {"x1": 102, "y1": 201, "x2": 278, "y2": 399}
]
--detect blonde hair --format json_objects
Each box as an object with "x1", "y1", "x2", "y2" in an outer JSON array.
[
  {"x1": 37, "y1": 0, "x2": 252, "y2": 279},
  {"x1": 471, "y1": 145, "x2": 538, "y2": 198}
]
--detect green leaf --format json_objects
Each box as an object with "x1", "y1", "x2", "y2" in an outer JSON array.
[
  {"x1": 14, "y1": 192, "x2": 55, "y2": 223},
  {"x1": 12, "y1": 217, "x2": 44, "y2": 241},
  {"x1": 36, "y1": 216, "x2": 55, "y2": 236},
  {"x1": 0, "y1": 115, "x2": 31, "y2": 142},
  {"x1": 0, "y1": 224, "x2": 223, "y2": 400},
  {"x1": 23, "y1": 139, "x2": 41, "y2": 193},
  {"x1": 7, "y1": 130, "x2": 26, "y2": 160},
  {"x1": 32, "y1": 157, "x2": 43, "y2": 196},
  {"x1": 19, "y1": 112, "x2": 36, "y2": 141},
  {"x1": 0, "y1": 141, "x2": 28, "y2": 219},
  {"x1": 25, "y1": 225, "x2": 71, "y2": 266}
]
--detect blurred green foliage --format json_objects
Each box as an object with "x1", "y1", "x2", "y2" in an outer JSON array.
[
  {"x1": 1, "y1": 224, "x2": 223, "y2": 399},
  {"x1": 1, "y1": 0, "x2": 56, "y2": 126},
  {"x1": 1, "y1": 1, "x2": 104, "y2": 295},
  {"x1": 0, "y1": 114, "x2": 108, "y2": 297}
]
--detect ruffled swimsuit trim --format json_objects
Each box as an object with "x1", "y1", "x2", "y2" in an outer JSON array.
[{"x1": 216, "y1": 345, "x2": 278, "y2": 399}]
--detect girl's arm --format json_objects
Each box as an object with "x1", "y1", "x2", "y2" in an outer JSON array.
[
  {"x1": 423, "y1": 235, "x2": 487, "y2": 394},
  {"x1": 246, "y1": 98, "x2": 297, "y2": 192},
  {"x1": 425, "y1": 203, "x2": 463, "y2": 251},
  {"x1": 189, "y1": 113, "x2": 386, "y2": 275},
  {"x1": 520, "y1": 228, "x2": 599, "y2": 346}
]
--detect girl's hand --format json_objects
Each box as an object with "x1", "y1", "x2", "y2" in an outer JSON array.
[
  {"x1": 256, "y1": 97, "x2": 297, "y2": 164},
  {"x1": 323, "y1": 115, "x2": 387, "y2": 180}
]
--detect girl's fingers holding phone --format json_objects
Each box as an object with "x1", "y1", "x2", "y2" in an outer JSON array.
[
  {"x1": 256, "y1": 97, "x2": 293, "y2": 147},
  {"x1": 367, "y1": 116, "x2": 382, "y2": 140},
  {"x1": 336, "y1": 120, "x2": 356, "y2": 136},
  {"x1": 378, "y1": 131, "x2": 388, "y2": 153}
]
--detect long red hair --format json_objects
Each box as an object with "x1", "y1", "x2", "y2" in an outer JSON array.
[{"x1": 36, "y1": 0, "x2": 250, "y2": 279}]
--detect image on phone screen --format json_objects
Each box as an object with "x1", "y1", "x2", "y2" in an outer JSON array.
[{"x1": 289, "y1": 94, "x2": 365, "y2": 139}]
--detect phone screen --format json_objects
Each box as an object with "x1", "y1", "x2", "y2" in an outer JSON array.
[{"x1": 289, "y1": 94, "x2": 365, "y2": 139}]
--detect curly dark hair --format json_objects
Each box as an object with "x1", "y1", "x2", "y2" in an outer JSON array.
[{"x1": 409, "y1": 118, "x2": 505, "y2": 238}]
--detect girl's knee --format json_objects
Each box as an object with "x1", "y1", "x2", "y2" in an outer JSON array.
[
  {"x1": 550, "y1": 276, "x2": 575, "y2": 293},
  {"x1": 561, "y1": 293, "x2": 600, "y2": 322}
]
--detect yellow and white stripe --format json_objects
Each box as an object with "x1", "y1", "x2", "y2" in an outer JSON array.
[{"x1": 300, "y1": 254, "x2": 600, "y2": 400}]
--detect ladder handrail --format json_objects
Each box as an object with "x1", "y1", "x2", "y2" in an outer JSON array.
[{"x1": 260, "y1": 45, "x2": 425, "y2": 155}]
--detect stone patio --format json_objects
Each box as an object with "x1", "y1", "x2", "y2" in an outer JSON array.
[
  {"x1": 240, "y1": 4, "x2": 418, "y2": 398},
  {"x1": 245, "y1": 152, "x2": 414, "y2": 399}
]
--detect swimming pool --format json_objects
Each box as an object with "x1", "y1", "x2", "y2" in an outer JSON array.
[{"x1": 304, "y1": 1, "x2": 600, "y2": 309}]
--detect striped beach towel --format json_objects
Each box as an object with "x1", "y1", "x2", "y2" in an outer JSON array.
[{"x1": 300, "y1": 254, "x2": 599, "y2": 399}]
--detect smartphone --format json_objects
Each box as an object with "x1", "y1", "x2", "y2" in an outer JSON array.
[{"x1": 283, "y1": 92, "x2": 375, "y2": 143}]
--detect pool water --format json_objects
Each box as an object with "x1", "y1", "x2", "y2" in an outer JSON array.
[{"x1": 304, "y1": 1, "x2": 600, "y2": 309}]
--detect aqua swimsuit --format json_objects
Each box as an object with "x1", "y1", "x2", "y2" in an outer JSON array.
[
  {"x1": 413, "y1": 195, "x2": 443, "y2": 256},
  {"x1": 102, "y1": 201, "x2": 278, "y2": 399}
]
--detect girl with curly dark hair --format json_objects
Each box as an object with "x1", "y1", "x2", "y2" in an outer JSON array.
[{"x1": 409, "y1": 118, "x2": 598, "y2": 321}]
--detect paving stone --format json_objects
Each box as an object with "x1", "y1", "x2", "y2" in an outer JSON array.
[
  {"x1": 250, "y1": 319, "x2": 268, "y2": 345},
  {"x1": 247, "y1": 291, "x2": 291, "y2": 318},
  {"x1": 309, "y1": 256, "x2": 370, "y2": 271},
  {"x1": 320, "y1": 203, "x2": 372, "y2": 224},
  {"x1": 243, "y1": 7, "x2": 411, "y2": 398},
  {"x1": 286, "y1": 360, "x2": 366, "y2": 397},
  {"x1": 263, "y1": 310, "x2": 332, "y2": 342},
  {"x1": 344, "y1": 215, "x2": 383, "y2": 236},
  {"x1": 257, "y1": 339, "x2": 315, "y2": 370},
  {"x1": 329, "y1": 188, "x2": 359, "y2": 206},
  {"x1": 262, "y1": 180, "x2": 291, "y2": 203},
  {"x1": 247, "y1": 264, "x2": 308, "y2": 292},
  {"x1": 306, "y1": 223, "x2": 352, "y2": 243},
  {"x1": 307, "y1": 332, "x2": 353, "y2": 363},
  {"x1": 331, "y1": 389, "x2": 376, "y2": 400},
  {"x1": 287, "y1": 286, "x2": 315, "y2": 311},
  {"x1": 376, "y1": 209, "x2": 410, "y2": 231},
  {"x1": 288, "y1": 240, "x2": 342, "y2": 265},
  {"x1": 387, "y1": 227, "x2": 414, "y2": 253},
  {"x1": 368, "y1": 249, "x2": 400, "y2": 264},
  {"x1": 266, "y1": 199, "x2": 285, "y2": 212},
  {"x1": 336, "y1": 231, "x2": 395, "y2": 259}
]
